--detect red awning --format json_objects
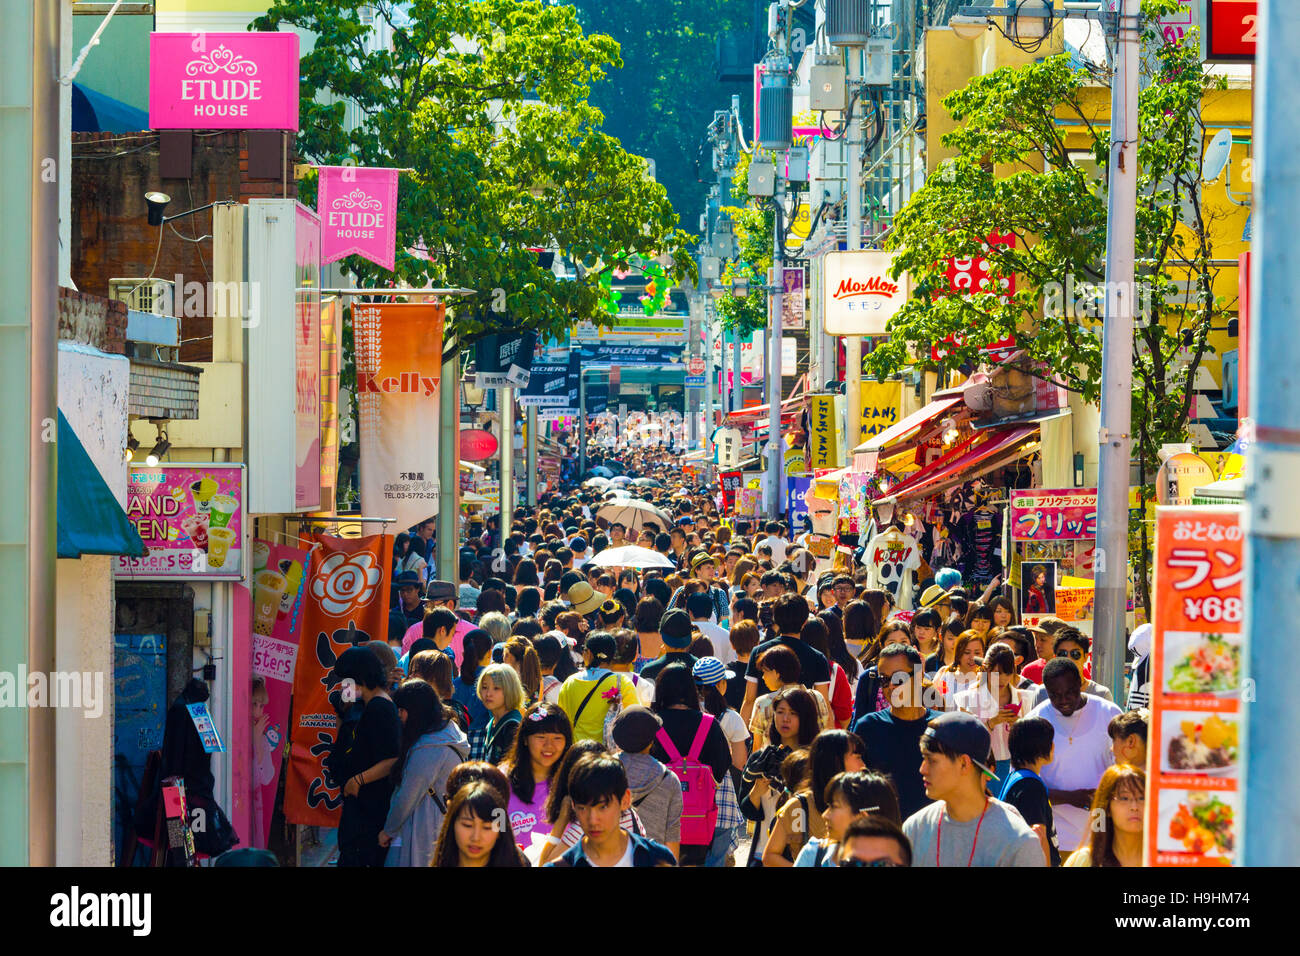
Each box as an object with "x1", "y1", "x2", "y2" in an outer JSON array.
[
  {"x1": 876, "y1": 425, "x2": 1038, "y2": 502},
  {"x1": 856, "y1": 396, "x2": 963, "y2": 455}
]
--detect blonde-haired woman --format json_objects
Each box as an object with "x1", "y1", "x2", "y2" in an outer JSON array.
[{"x1": 477, "y1": 663, "x2": 525, "y2": 766}]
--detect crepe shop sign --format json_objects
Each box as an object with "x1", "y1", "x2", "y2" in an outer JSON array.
[{"x1": 149, "y1": 32, "x2": 299, "y2": 130}]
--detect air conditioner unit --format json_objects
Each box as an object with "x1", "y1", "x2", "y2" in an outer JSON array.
[{"x1": 110, "y1": 277, "x2": 175, "y2": 316}]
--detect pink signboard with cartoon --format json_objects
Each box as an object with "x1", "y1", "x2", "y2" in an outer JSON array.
[
  {"x1": 116, "y1": 465, "x2": 244, "y2": 580},
  {"x1": 1009, "y1": 488, "x2": 1098, "y2": 542},
  {"x1": 149, "y1": 32, "x2": 300, "y2": 130}
]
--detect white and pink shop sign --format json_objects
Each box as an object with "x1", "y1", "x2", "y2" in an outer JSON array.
[{"x1": 149, "y1": 32, "x2": 299, "y2": 130}]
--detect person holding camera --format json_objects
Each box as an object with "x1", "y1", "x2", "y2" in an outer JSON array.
[{"x1": 738, "y1": 686, "x2": 819, "y2": 866}]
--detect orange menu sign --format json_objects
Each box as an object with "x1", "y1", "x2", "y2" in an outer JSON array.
[{"x1": 1146, "y1": 506, "x2": 1243, "y2": 867}]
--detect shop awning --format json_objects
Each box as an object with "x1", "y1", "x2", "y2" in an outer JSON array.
[
  {"x1": 56, "y1": 410, "x2": 145, "y2": 559},
  {"x1": 854, "y1": 396, "x2": 963, "y2": 455},
  {"x1": 875, "y1": 425, "x2": 1039, "y2": 504}
]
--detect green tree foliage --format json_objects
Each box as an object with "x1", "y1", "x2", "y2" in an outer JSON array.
[
  {"x1": 566, "y1": 0, "x2": 755, "y2": 226},
  {"x1": 866, "y1": 1, "x2": 1233, "y2": 615},
  {"x1": 253, "y1": 0, "x2": 695, "y2": 351}
]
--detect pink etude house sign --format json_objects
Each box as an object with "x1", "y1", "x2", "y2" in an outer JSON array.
[
  {"x1": 149, "y1": 32, "x2": 300, "y2": 130},
  {"x1": 316, "y1": 166, "x2": 401, "y2": 271}
]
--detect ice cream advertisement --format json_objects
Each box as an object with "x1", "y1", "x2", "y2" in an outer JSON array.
[{"x1": 116, "y1": 465, "x2": 245, "y2": 580}]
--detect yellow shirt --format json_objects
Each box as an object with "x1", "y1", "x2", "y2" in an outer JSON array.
[{"x1": 557, "y1": 668, "x2": 642, "y2": 743}]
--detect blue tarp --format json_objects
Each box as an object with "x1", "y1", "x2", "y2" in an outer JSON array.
[
  {"x1": 71, "y1": 83, "x2": 149, "y2": 134},
  {"x1": 56, "y1": 410, "x2": 144, "y2": 559}
]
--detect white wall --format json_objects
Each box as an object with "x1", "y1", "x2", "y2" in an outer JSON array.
[{"x1": 56, "y1": 343, "x2": 129, "y2": 865}]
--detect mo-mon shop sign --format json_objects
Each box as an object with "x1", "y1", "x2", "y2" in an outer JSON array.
[{"x1": 149, "y1": 32, "x2": 299, "y2": 130}]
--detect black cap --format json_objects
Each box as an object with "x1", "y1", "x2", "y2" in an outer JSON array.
[
  {"x1": 923, "y1": 712, "x2": 996, "y2": 778},
  {"x1": 611, "y1": 706, "x2": 662, "y2": 753},
  {"x1": 660, "y1": 608, "x2": 693, "y2": 649}
]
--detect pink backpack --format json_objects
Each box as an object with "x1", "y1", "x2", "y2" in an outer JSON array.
[{"x1": 655, "y1": 715, "x2": 718, "y2": 846}]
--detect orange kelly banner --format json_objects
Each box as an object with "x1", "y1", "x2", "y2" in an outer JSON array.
[
  {"x1": 353, "y1": 301, "x2": 445, "y2": 533},
  {"x1": 283, "y1": 533, "x2": 392, "y2": 826}
]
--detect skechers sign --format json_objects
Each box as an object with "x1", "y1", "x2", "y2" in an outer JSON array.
[
  {"x1": 149, "y1": 32, "x2": 299, "y2": 130},
  {"x1": 822, "y1": 250, "x2": 909, "y2": 336}
]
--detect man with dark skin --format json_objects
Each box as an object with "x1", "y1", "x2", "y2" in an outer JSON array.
[{"x1": 1029, "y1": 658, "x2": 1122, "y2": 855}]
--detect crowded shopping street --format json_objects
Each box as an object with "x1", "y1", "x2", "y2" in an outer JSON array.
[{"x1": 3, "y1": 0, "x2": 1292, "y2": 934}]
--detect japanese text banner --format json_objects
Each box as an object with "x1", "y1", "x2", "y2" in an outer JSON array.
[
  {"x1": 284, "y1": 533, "x2": 392, "y2": 827},
  {"x1": 1147, "y1": 506, "x2": 1243, "y2": 868}
]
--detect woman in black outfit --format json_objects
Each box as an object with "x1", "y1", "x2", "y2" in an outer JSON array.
[{"x1": 332, "y1": 646, "x2": 402, "y2": 867}]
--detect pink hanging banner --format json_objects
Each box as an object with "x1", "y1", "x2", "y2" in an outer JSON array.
[
  {"x1": 149, "y1": 32, "x2": 300, "y2": 131},
  {"x1": 317, "y1": 166, "x2": 401, "y2": 272}
]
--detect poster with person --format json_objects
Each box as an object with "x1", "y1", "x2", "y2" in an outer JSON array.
[
  {"x1": 247, "y1": 540, "x2": 313, "y2": 848},
  {"x1": 1019, "y1": 560, "x2": 1057, "y2": 616}
]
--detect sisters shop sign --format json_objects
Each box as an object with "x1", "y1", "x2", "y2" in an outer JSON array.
[{"x1": 149, "y1": 32, "x2": 299, "y2": 130}]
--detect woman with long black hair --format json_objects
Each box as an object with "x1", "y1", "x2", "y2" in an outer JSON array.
[
  {"x1": 503, "y1": 702, "x2": 574, "y2": 851},
  {"x1": 333, "y1": 646, "x2": 402, "y2": 867},
  {"x1": 379, "y1": 680, "x2": 469, "y2": 867},
  {"x1": 431, "y1": 782, "x2": 529, "y2": 867},
  {"x1": 453, "y1": 628, "x2": 496, "y2": 759}
]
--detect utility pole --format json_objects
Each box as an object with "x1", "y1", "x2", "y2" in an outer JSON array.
[
  {"x1": 843, "y1": 44, "x2": 862, "y2": 460},
  {"x1": 704, "y1": 300, "x2": 715, "y2": 474},
  {"x1": 526, "y1": 404, "x2": 537, "y2": 506},
  {"x1": 731, "y1": 326, "x2": 743, "y2": 411},
  {"x1": 499, "y1": 385, "x2": 515, "y2": 536},
  {"x1": 578, "y1": 370, "x2": 587, "y2": 477},
  {"x1": 1244, "y1": 0, "x2": 1300, "y2": 866},
  {"x1": 1091, "y1": 0, "x2": 1141, "y2": 700},
  {"x1": 436, "y1": 342, "x2": 460, "y2": 587},
  {"x1": 767, "y1": 173, "x2": 785, "y2": 519}
]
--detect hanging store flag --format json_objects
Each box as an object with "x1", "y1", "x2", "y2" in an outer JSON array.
[
  {"x1": 317, "y1": 166, "x2": 401, "y2": 272},
  {"x1": 1147, "y1": 505, "x2": 1243, "y2": 866},
  {"x1": 475, "y1": 331, "x2": 537, "y2": 387},
  {"x1": 319, "y1": 297, "x2": 342, "y2": 511},
  {"x1": 807, "y1": 394, "x2": 839, "y2": 469},
  {"x1": 719, "y1": 471, "x2": 742, "y2": 513},
  {"x1": 353, "y1": 302, "x2": 444, "y2": 532},
  {"x1": 519, "y1": 361, "x2": 571, "y2": 408},
  {"x1": 780, "y1": 266, "x2": 806, "y2": 331},
  {"x1": 284, "y1": 533, "x2": 391, "y2": 827},
  {"x1": 859, "y1": 381, "x2": 902, "y2": 447},
  {"x1": 246, "y1": 541, "x2": 311, "y2": 848},
  {"x1": 787, "y1": 476, "x2": 813, "y2": 530},
  {"x1": 932, "y1": 232, "x2": 1018, "y2": 363},
  {"x1": 149, "y1": 32, "x2": 299, "y2": 130}
]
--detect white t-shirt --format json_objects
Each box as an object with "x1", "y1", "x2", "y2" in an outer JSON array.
[
  {"x1": 1027, "y1": 694, "x2": 1123, "y2": 855},
  {"x1": 953, "y1": 683, "x2": 1036, "y2": 761},
  {"x1": 590, "y1": 834, "x2": 637, "y2": 867},
  {"x1": 863, "y1": 530, "x2": 922, "y2": 610},
  {"x1": 694, "y1": 620, "x2": 736, "y2": 665},
  {"x1": 758, "y1": 536, "x2": 789, "y2": 564},
  {"x1": 718, "y1": 708, "x2": 748, "y2": 745}
]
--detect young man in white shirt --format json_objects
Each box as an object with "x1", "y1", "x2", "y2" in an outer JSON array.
[
  {"x1": 757, "y1": 520, "x2": 789, "y2": 565},
  {"x1": 1026, "y1": 658, "x2": 1123, "y2": 857},
  {"x1": 903, "y1": 712, "x2": 1047, "y2": 867}
]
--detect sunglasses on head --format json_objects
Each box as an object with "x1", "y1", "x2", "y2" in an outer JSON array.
[{"x1": 1056, "y1": 648, "x2": 1084, "y2": 661}]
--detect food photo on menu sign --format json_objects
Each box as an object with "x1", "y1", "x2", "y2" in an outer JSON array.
[{"x1": 117, "y1": 466, "x2": 244, "y2": 578}]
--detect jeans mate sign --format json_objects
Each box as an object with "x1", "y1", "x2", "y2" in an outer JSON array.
[{"x1": 149, "y1": 32, "x2": 299, "y2": 130}]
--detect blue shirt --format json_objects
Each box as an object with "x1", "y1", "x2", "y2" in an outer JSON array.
[{"x1": 546, "y1": 831, "x2": 677, "y2": 867}]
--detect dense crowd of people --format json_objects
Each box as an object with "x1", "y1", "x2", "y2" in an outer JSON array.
[{"x1": 330, "y1": 446, "x2": 1149, "y2": 867}]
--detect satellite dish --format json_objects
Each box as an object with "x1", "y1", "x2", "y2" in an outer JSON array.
[{"x1": 1203, "y1": 128, "x2": 1232, "y2": 182}]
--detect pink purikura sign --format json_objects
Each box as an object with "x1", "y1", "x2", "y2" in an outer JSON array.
[
  {"x1": 317, "y1": 166, "x2": 401, "y2": 271},
  {"x1": 149, "y1": 32, "x2": 300, "y2": 130}
]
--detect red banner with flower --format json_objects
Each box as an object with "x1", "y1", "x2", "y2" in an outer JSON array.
[{"x1": 283, "y1": 533, "x2": 392, "y2": 826}]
